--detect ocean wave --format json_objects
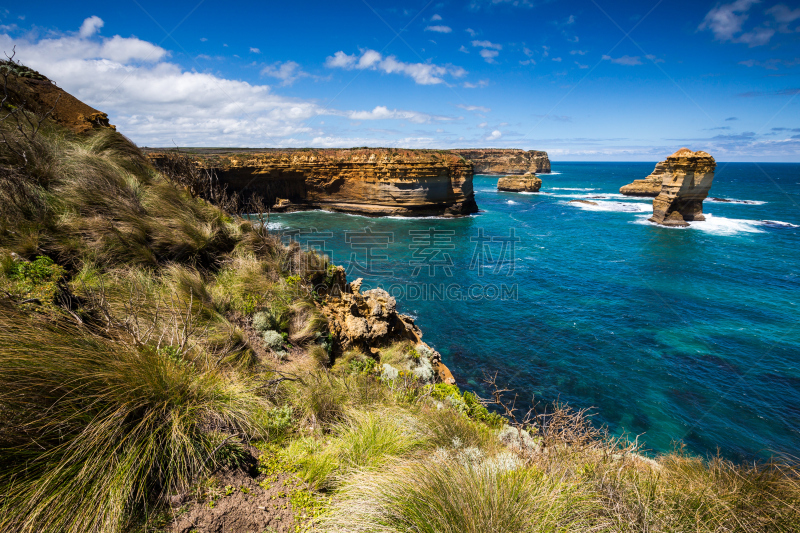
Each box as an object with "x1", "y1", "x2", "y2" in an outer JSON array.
[
  {"x1": 563, "y1": 200, "x2": 652, "y2": 213},
  {"x1": 549, "y1": 192, "x2": 650, "y2": 201},
  {"x1": 507, "y1": 200, "x2": 518, "y2": 204},
  {"x1": 705, "y1": 197, "x2": 766, "y2": 205},
  {"x1": 550, "y1": 187, "x2": 598, "y2": 191},
  {"x1": 632, "y1": 213, "x2": 778, "y2": 235}
]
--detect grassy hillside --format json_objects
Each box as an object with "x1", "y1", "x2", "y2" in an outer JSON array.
[{"x1": 0, "y1": 75, "x2": 798, "y2": 533}]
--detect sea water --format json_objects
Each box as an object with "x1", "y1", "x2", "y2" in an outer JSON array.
[{"x1": 268, "y1": 162, "x2": 800, "y2": 461}]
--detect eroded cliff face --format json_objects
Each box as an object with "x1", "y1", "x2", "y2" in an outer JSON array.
[
  {"x1": 620, "y1": 161, "x2": 666, "y2": 197},
  {"x1": 451, "y1": 149, "x2": 551, "y2": 174},
  {"x1": 155, "y1": 148, "x2": 478, "y2": 217},
  {"x1": 497, "y1": 174, "x2": 542, "y2": 192},
  {"x1": 649, "y1": 148, "x2": 716, "y2": 227}
]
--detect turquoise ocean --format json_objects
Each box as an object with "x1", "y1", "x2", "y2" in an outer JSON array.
[{"x1": 269, "y1": 162, "x2": 800, "y2": 461}]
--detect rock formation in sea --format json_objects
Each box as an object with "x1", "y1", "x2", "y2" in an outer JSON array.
[
  {"x1": 649, "y1": 148, "x2": 716, "y2": 227},
  {"x1": 620, "y1": 161, "x2": 667, "y2": 197},
  {"x1": 451, "y1": 148, "x2": 551, "y2": 174},
  {"x1": 321, "y1": 268, "x2": 455, "y2": 384},
  {"x1": 497, "y1": 173, "x2": 542, "y2": 192},
  {"x1": 148, "y1": 149, "x2": 478, "y2": 217},
  {"x1": 568, "y1": 199, "x2": 598, "y2": 205}
]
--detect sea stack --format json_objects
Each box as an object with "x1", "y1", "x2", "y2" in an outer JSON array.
[
  {"x1": 649, "y1": 148, "x2": 716, "y2": 227},
  {"x1": 497, "y1": 173, "x2": 542, "y2": 192},
  {"x1": 620, "y1": 161, "x2": 667, "y2": 197}
]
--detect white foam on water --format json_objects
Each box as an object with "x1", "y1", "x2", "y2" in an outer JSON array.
[
  {"x1": 550, "y1": 187, "x2": 599, "y2": 191},
  {"x1": 549, "y1": 192, "x2": 650, "y2": 201},
  {"x1": 545, "y1": 171, "x2": 562, "y2": 175},
  {"x1": 507, "y1": 200, "x2": 518, "y2": 204},
  {"x1": 632, "y1": 213, "x2": 780, "y2": 235},
  {"x1": 690, "y1": 214, "x2": 766, "y2": 235},
  {"x1": 562, "y1": 200, "x2": 652, "y2": 213}
]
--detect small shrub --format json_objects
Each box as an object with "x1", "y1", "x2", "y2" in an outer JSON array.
[{"x1": 262, "y1": 330, "x2": 284, "y2": 350}]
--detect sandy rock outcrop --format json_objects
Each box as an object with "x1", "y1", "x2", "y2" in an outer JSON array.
[
  {"x1": 321, "y1": 267, "x2": 454, "y2": 384},
  {"x1": 649, "y1": 148, "x2": 716, "y2": 227},
  {"x1": 149, "y1": 148, "x2": 478, "y2": 217},
  {"x1": 497, "y1": 174, "x2": 542, "y2": 192},
  {"x1": 3, "y1": 65, "x2": 115, "y2": 134},
  {"x1": 451, "y1": 149, "x2": 551, "y2": 174},
  {"x1": 620, "y1": 161, "x2": 667, "y2": 197}
]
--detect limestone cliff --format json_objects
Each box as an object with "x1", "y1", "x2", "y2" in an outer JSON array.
[
  {"x1": 497, "y1": 174, "x2": 542, "y2": 192},
  {"x1": 649, "y1": 148, "x2": 716, "y2": 227},
  {"x1": 2, "y1": 62, "x2": 115, "y2": 134},
  {"x1": 150, "y1": 148, "x2": 478, "y2": 217},
  {"x1": 620, "y1": 161, "x2": 666, "y2": 197},
  {"x1": 451, "y1": 149, "x2": 551, "y2": 174}
]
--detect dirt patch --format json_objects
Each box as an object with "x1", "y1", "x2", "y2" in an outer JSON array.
[{"x1": 169, "y1": 466, "x2": 300, "y2": 533}]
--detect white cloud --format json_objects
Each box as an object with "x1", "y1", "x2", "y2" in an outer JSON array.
[
  {"x1": 325, "y1": 49, "x2": 466, "y2": 85},
  {"x1": 200, "y1": 37, "x2": 208, "y2": 42},
  {"x1": 699, "y1": 0, "x2": 775, "y2": 46},
  {"x1": 570, "y1": 49, "x2": 587, "y2": 55},
  {"x1": 575, "y1": 61, "x2": 588, "y2": 69},
  {"x1": 487, "y1": 130, "x2": 502, "y2": 140},
  {"x1": 345, "y1": 106, "x2": 447, "y2": 124},
  {"x1": 261, "y1": 60, "x2": 311, "y2": 86},
  {"x1": 552, "y1": 57, "x2": 562, "y2": 62},
  {"x1": 466, "y1": 28, "x2": 477, "y2": 37},
  {"x1": 463, "y1": 79, "x2": 489, "y2": 88},
  {"x1": 478, "y1": 122, "x2": 488, "y2": 127},
  {"x1": 645, "y1": 54, "x2": 665, "y2": 64},
  {"x1": 459, "y1": 45, "x2": 469, "y2": 53},
  {"x1": 250, "y1": 47, "x2": 261, "y2": 53},
  {"x1": 602, "y1": 54, "x2": 642, "y2": 66},
  {"x1": 479, "y1": 49, "x2": 499, "y2": 62},
  {"x1": 471, "y1": 39, "x2": 502, "y2": 50},
  {"x1": 79, "y1": 16, "x2": 103, "y2": 38},
  {"x1": 457, "y1": 104, "x2": 490, "y2": 113},
  {"x1": 472, "y1": 40, "x2": 502, "y2": 63},
  {"x1": 425, "y1": 25, "x2": 452, "y2": 33},
  {"x1": 519, "y1": 59, "x2": 535, "y2": 66},
  {"x1": 2, "y1": 26, "x2": 450, "y2": 146},
  {"x1": 430, "y1": 14, "x2": 443, "y2": 21}
]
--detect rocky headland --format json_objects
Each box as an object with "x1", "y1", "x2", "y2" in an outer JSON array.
[
  {"x1": 2, "y1": 62, "x2": 115, "y2": 134},
  {"x1": 648, "y1": 148, "x2": 716, "y2": 227},
  {"x1": 148, "y1": 149, "x2": 478, "y2": 217},
  {"x1": 451, "y1": 148, "x2": 551, "y2": 175},
  {"x1": 497, "y1": 174, "x2": 542, "y2": 192},
  {"x1": 620, "y1": 160, "x2": 667, "y2": 197}
]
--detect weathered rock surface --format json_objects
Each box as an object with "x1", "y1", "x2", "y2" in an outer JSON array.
[
  {"x1": 4, "y1": 66, "x2": 115, "y2": 134},
  {"x1": 568, "y1": 199, "x2": 598, "y2": 205},
  {"x1": 148, "y1": 148, "x2": 477, "y2": 217},
  {"x1": 649, "y1": 148, "x2": 716, "y2": 227},
  {"x1": 620, "y1": 161, "x2": 666, "y2": 197},
  {"x1": 451, "y1": 149, "x2": 551, "y2": 174},
  {"x1": 321, "y1": 267, "x2": 454, "y2": 384},
  {"x1": 497, "y1": 174, "x2": 542, "y2": 192}
]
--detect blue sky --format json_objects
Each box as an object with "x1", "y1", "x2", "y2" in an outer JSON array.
[{"x1": 2, "y1": 0, "x2": 799, "y2": 160}]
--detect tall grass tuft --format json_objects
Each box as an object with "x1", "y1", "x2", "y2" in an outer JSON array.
[
  {"x1": 0, "y1": 302, "x2": 270, "y2": 533},
  {"x1": 321, "y1": 458, "x2": 600, "y2": 533}
]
